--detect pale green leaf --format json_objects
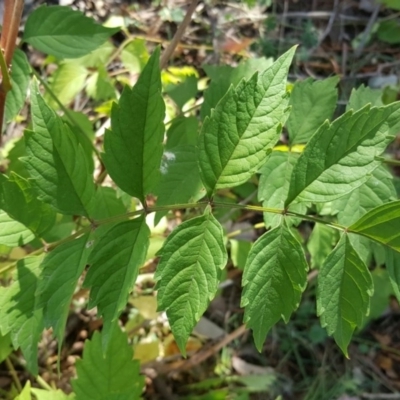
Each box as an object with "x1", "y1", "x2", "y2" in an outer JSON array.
[
  {"x1": 85, "y1": 66, "x2": 116, "y2": 101},
  {"x1": 0, "y1": 173, "x2": 56, "y2": 236},
  {"x1": 0, "y1": 332, "x2": 13, "y2": 363},
  {"x1": 5, "y1": 49, "x2": 31, "y2": 123},
  {"x1": 258, "y1": 151, "x2": 306, "y2": 228},
  {"x1": 241, "y1": 223, "x2": 308, "y2": 351},
  {"x1": 121, "y1": 38, "x2": 149, "y2": 73},
  {"x1": 72, "y1": 328, "x2": 144, "y2": 400},
  {"x1": 201, "y1": 57, "x2": 273, "y2": 120},
  {"x1": 287, "y1": 76, "x2": 339, "y2": 144},
  {"x1": 0, "y1": 210, "x2": 34, "y2": 246},
  {"x1": 31, "y1": 388, "x2": 75, "y2": 400},
  {"x1": 386, "y1": 248, "x2": 400, "y2": 302},
  {"x1": 349, "y1": 200, "x2": 400, "y2": 252},
  {"x1": 0, "y1": 255, "x2": 44, "y2": 374},
  {"x1": 286, "y1": 103, "x2": 400, "y2": 205},
  {"x1": 84, "y1": 217, "x2": 149, "y2": 346},
  {"x1": 45, "y1": 62, "x2": 88, "y2": 107},
  {"x1": 198, "y1": 47, "x2": 296, "y2": 196},
  {"x1": 156, "y1": 145, "x2": 205, "y2": 208},
  {"x1": 23, "y1": 80, "x2": 96, "y2": 216},
  {"x1": 155, "y1": 207, "x2": 227, "y2": 354},
  {"x1": 103, "y1": 47, "x2": 165, "y2": 203},
  {"x1": 15, "y1": 381, "x2": 31, "y2": 400},
  {"x1": 38, "y1": 234, "x2": 92, "y2": 348},
  {"x1": 230, "y1": 239, "x2": 252, "y2": 270},
  {"x1": 317, "y1": 234, "x2": 373, "y2": 356},
  {"x1": 75, "y1": 42, "x2": 115, "y2": 68},
  {"x1": 165, "y1": 116, "x2": 198, "y2": 150},
  {"x1": 307, "y1": 223, "x2": 338, "y2": 268},
  {"x1": 331, "y1": 165, "x2": 397, "y2": 225},
  {"x1": 346, "y1": 84, "x2": 383, "y2": 112},
  {"x1": 23, "y1": 6, "x2": 119, "y2": 59}
]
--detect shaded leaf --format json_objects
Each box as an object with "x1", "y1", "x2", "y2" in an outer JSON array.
[
  {"x1": 307, "y1": 223, "x2": 338, "y2": 268},
  {"x1": 23, "y1": 80, "x2": 96, "y2": 216},
  {"x1": 287, "y1": 76, "x2": 339, "y2": 144},
  {"x1": 349, "y1": 201, "x2": 400, "y2": 252},
  {"x1": 347, "y1": 84, "x2": 383, "y2": 112},
  {"x1": 72, "y1": 328, "x2": 144, "y2": 400},
  {"x1": 84, "y1": 217, "x2": 149, "y2": 346},
  {"x1": 198, "y1": 47, "x2": 295, "y2": 196},
  {"x1": 0, "y1": 255, "x2": 44, "y2": 374},
  {"x1": 103, "y1": 47, "x2": 165, "y2": 203},
  {"x1": 165, "y1": 116, "x2": 198, "y2": 150},
  {"x1": 155, "y1": 207, "x2": 227, "y2": 354},
  {"x1": 317, "y1": 234, "x2": 373, "y2": 356},
  {"x1": 386, "y1": 247, "x2": 400, "y2": 302},
  {"x1": 23, "y1": 6, "x2": 119, "y2": 59},
  {"x1": 241, "y1": 223, "x2": 308, "y2": 351},
  {"x1": 5, "y1": 49, "x2": 31, "y2": 123}
]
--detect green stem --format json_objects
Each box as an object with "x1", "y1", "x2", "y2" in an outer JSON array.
[
  {"x1": 380, "y1": 157, "x2": 400, "y2": 167},
  {"x1": 5, "y1": 357, "x2": 22, "y2": 392},
  {"x1": 36, "y1": 375, "x2": 53, "y2": 391},
  {"x1": 0, "y1": 49, "x2": 12, "y2": 92},
  {"x1": 31, "y1": 69, "x2": 102, "y2": 161}
]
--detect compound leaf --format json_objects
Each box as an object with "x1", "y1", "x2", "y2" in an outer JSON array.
[
  {"x1": 5, "y1": 49, "x2": 31, "y2": 123},
  {"x1": 155, "y1": 207, "x2": 227, "y2": 354},
  {"x1": 0, "y1": 255, "x2": 44, "y2": 374},
  {"x1": 103, "y1": 47, "x2": 165, "y2": 203},
  {"x1": 23, "y1": 80, "x2": 95, "y2": 216},
  {"x1": 72, "y1": 328, "x2": 143, "y2": 400},
  {"x1": 23, "y1": 6, "x2": 119, "y2": 59},
  {"x1": 258, "y1": 150, "x2": 306, "y2": 228},
  {"x1": 349, "y1": 200, "x2": 400, "y2": 252},
  {"x1": 84, "y1": 217, "x2": 149, "y2": 347},
  {"x1": 287, "y1": 76, "x2": 339, "y2": 145},
  {"x1": 317, "y1": 234, "x2": 373, "y2": 356},
  {"x1": 241, "y1": 223, "x2": 308, "y2": 351},
  {"x1": 286, "y1": 102, "x2": 400, "y2": 205},
  {"x1": 38, "y1": 234, "x2": 93, "y2": 349},
  {"x1": 198, "y1": 47, "x2": 295, "y2": 196},
  {"x1": 0, "y1": 173, "x2": 56, "y2": 236}
]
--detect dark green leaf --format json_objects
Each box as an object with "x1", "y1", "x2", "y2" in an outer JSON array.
[
  {"x1": 386, "y1": 248, "x2": 400, "y2": 302},
  {"x1": 241, "y1": 223, "x2": 308, "y2": 351},
  {"x1": 23, "y1": 6, "x2": 119, "y2": 59},
  {"x1": 317, "y1": 234, "x2": 373, "y2": 356},
  {"x1": 72, "y1": 327, "x2": 144, "y2": 400},
  {"x1": 165, "y1": 116, "x2": 198, "y2": 150},
  {"x1": 103, "y1": 47, "x2": 165, "y2": 203},
  {"x1": 349, "y1": 201, "x2": 400, "y2": 252}
]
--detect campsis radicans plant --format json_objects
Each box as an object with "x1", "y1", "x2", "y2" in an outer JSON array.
[{"x1": 0, "y1": 3, "x2": 399, "y2": 398}]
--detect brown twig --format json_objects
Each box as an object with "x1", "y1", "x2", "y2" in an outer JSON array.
[
  {"x1": 0, "y1": 0, "x2": 24, "y2": 145},
  {"x1": 160, "y1": 0, "x2": 198, "y2": 70}
]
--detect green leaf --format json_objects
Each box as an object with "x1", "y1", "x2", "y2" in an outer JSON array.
[
  {"x1": 307, "y1": 223, "x2": 338, "y2": 268},
  {"x1": 0, "y1": 255, "x2": 44, "y2": 374},
  {"x1": 166, "y1": 75, "x2": 198, "y2": 110},
  {"x1": 155, "y1": 207, "x2": 227, "y2": 354},
  {"x1": 230, "y1": 239, "x2": 252, "y2": 269},
  {"x1": 285, "y1": 103, "x2": 400, "y2": 205},
  {"x1": 121, "y1": 38, "x2": 149, "y2": 74},
  {"x1": 15, "y1": 381, "x2": 31, "y2": 400},
  {"x1": 84, "y1": 217, "x2": 149, "y2": 346},
  {"x1": 45, "y1": 62, "x2": 88, "y2": 107},
  {"x1": 201, "y1": 57, "x2": 273, "y2": 120},
  {"x1": 241, "y1": 223, "x2": 308, "y2": 351},
  {"x1": 72, "y1": 328, "x2": 144, "y2": 400},
  {"x1": 0, "y1": 210, "x2": 35, "y2": 246},
  {"x1": 5, "y1": 49, "x2": 31, "y2": 123},
  {"x1": 386, "y1": 248, "x2": 400, "y2": 302},
  {"x1": 85, "y1": 66, "x2": 116, "y2": 101},
  {"x1": 258, "y1": 151, "x2": 306, "y2": 228},
  {"x1": 331, "y1": 165, "x2": 397, "y2": 225},
  {"x1": 31, "y1": 388, "x2": 75, "y2": 400},
  {"x1": 103, "y1": 47, "x2": 165, "y2": 203},
  {"x1": 165, "y1": 116, "x2": 198, "y2": 150},
  {"x1": 347, "y1": 84, "x2": 383, "y2": 112},
  {"x1": 287, "y1": 76, "x2": 339, "y2": 144},
  {"x1": 198, "y1": 47, "x2": 295, "y2": 196},
  {"x1": 38, "y1": 234, "x2": 93, "y2": 348},
  {"x1": 156, "y1": 145, "x2": 205, "y2": 208},
  {"x1": 89, "y1": 186, "x2": 127, "y2": 221},
  {"x1": 23, "y1": 80, "x2": 96, "y2": 216},
  {"x1": 0, "y1": 173, "x2": 56, "y2": 236},
  {"x1": 23, "y1": 6, "x2": 119, "y2": 59},
  {"x1": 0, "y1": 332, "x2": 13, "y2": 363},
  {"x1": 317, "y1": 234, "x2": 373, "y2": 356},
  {"x1": 349, "y1": 201, "x2": 400, "y2": 252},
  {"x1": 377, "y1": 20, "x2": 400, "y2": 44}
]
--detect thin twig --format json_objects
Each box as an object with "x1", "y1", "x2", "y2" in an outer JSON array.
[
  {"x1": 354, "y1": 4, "x2": 381, "y2": 58},
  {"x1": 160, "y1": 0, "x2": 198, "y2": 69},
  {"x1": 5, "y1": 357, "x2": 22, "y2": 392}
]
